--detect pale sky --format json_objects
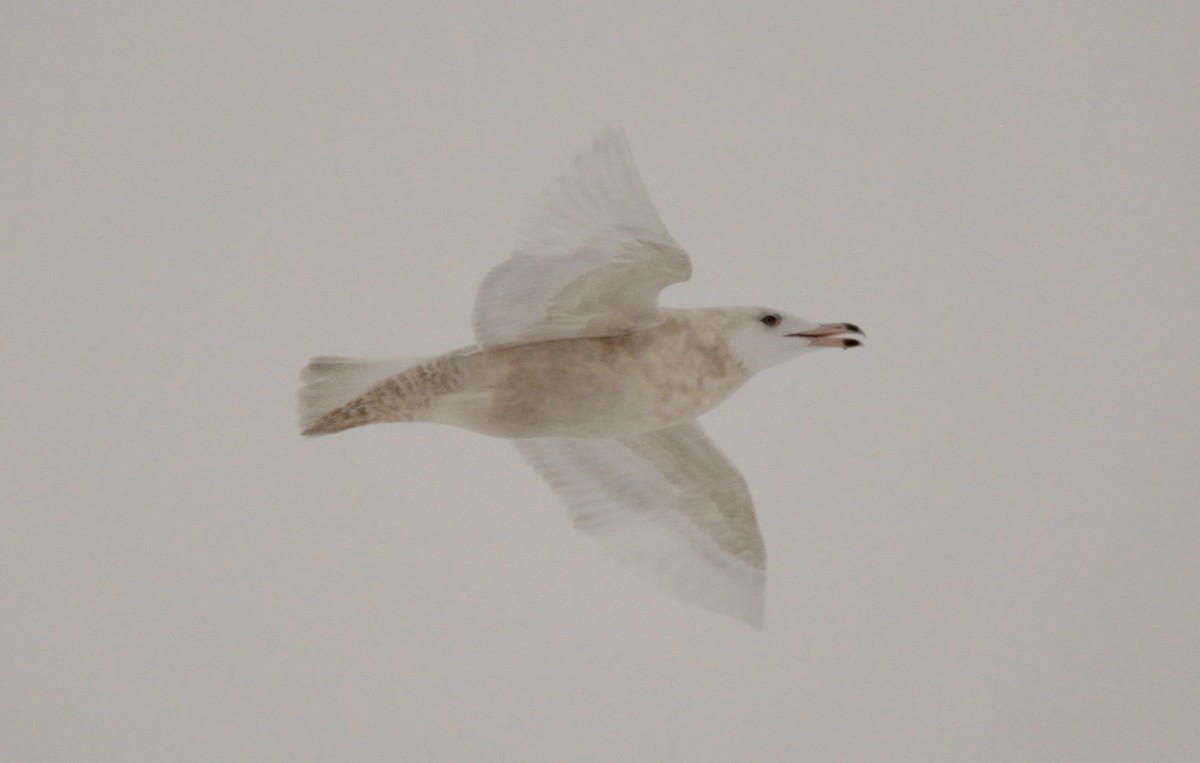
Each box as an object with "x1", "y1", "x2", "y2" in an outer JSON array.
[{"x1": 4, "y1": 3, "x2": 1198, "y2": 761}]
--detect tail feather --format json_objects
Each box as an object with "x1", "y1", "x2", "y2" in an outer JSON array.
[{"x1": 297, "y1": 356, "x2": 427, "y2": 436}]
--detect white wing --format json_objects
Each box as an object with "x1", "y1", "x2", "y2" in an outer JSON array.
[
  {"x1": 515, "y1": 422, "x2": 767, "y2": 627},
  {"x1": 472, "y1": 129, "x2": 692, "y2": 347}
]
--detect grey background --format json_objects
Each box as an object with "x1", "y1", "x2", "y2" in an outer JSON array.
[{"x1": 4, "y1": 3, "x2": 1197, "y2": 761}]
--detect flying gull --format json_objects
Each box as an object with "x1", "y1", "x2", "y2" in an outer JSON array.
[{"x1": 298, "y1": 130, "x2": 862, "y2": 627}]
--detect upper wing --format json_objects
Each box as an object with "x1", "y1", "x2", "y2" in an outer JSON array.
[
  {"x1": 472, "y1": 129, "x2": 692, "y2": 347},
  {"x1": 514, "y1": 422, "x2": 767, "y2": 627}
]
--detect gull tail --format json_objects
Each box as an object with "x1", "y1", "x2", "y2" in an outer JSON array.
[{"x1": 297, "y1": 355, "x2": 430, "y2": 437}]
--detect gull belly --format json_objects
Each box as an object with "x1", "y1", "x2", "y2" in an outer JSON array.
[{"x1": 441, "y1": 309, "x2": 749, "y2": 438}]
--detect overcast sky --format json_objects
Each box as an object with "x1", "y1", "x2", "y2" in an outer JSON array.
[{"x1": 4, "y1": 2, "x2": 1198, "y2": 761}]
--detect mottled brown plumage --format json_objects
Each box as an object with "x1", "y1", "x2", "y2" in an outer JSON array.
[{"x1": 303, "y1": 309, "x2": 748, "y2": 439}]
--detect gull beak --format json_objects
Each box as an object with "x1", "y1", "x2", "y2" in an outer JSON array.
[{"x1": 787, "y1": 323, "x2": 864, "y2": 349}]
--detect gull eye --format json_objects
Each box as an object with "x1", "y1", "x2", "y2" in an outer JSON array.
[{"x1": 760, "y1": 313, "x2": 780, "y2": 327}]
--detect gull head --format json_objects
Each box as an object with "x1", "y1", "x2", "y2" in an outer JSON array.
[{"x1": 723, "y1": 308, "x2": 864, "y2": 374}]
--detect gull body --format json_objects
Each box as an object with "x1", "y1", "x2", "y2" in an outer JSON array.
[
  {"x1": 298, "y1": 130, "x2": 861, "y2": 627},
  {"x1": 302, "y1": 307, "x2": 854, "y2": 440}
]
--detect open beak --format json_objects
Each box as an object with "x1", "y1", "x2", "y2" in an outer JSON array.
[{"x1": 787, "y1": 322, "x2": 864, "y2": 349}]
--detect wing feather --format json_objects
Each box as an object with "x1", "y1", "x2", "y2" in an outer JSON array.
[
  {"x1": 515, "y1": 422, "x2": 767, "y2": 627},
  {"x1": 472, "y1": 129, "x2": 691, "y2": 347}
]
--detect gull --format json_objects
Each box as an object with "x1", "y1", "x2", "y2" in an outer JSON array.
[{"x1": 298, "y1": 130, "x2": 862, "y2": 627}]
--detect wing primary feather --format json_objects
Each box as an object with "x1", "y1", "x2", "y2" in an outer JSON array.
[
  {"x1": 472, "y1": 129, "x2": 691, "y2": 347},
  {"x1": 515, "y1": 422, "x2": 766, "y2": 628}
]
